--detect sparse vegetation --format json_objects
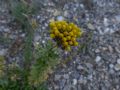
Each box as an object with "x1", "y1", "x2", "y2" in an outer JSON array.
[
  {"x1": 0, "y1": 0, "x2": 60, "y2": 90},
  {"x1": 0, "y1": 0, "x2": 84, "y2": 90},
  {"x1": 29, "y1": 41, "x2": 59, "y2": 86}
]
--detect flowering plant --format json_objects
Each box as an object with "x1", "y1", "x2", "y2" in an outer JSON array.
[{"x1": 49, "y1": 20, "x2": 83, "y2": 51}]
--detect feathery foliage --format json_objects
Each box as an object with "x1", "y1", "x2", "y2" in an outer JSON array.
[{"x1": 29, "y1": 41, "x2": 59, "y2": 86}]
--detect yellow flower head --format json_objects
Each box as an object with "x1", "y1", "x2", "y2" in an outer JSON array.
[{"x1": 49, "y1": 20, "x2": 83, "y2": 51}]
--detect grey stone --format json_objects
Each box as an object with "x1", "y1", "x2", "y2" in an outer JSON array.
[
  {"x1": 63, "y1": 85, "x2": 70, "y2": 90},
  {"x1": 108, "y1": 45, "x2": 113, "y2": 53},
  {"x1": 34, "y1": 36, "x2": 41, "y2": 41},
  {"x1": 0, "y1": 49, "x2": 7, "y2": 56},
  {"x1": 86, "y1": 63, "x2": 93, "y2": 69},
  {"x1": 54, "y1": 85, "x2": 59, "y2": 90},
  {"x1": 114, "y1": 64, "x2": 120, "y2": 71},
  {"x1": 115, "y1": 47, "x2": 120, "y2": 53},
  {"x1": 109, "y1": 69, "x2": 115, "y2": 74},
  {"x1": 77, "y1": 65, "x2": 84, "y2": 70},
  {"x1": 102, "y1": 47, "x2": 108, "y2": 51},
  {"x1": 60, "y1": 79, "x2": 66, "y2": 89},
  {"x1": 78, "y1": 78, "x2": 87, "y2": 84},
  {"x1": 115, "y1": 15, "x2": 120, "y2": 23},
  {"x1": 63, "y1": 74, "x2": 69, "y2": 79},
  {"x1": 54, "y1": 75, "x2": 61, "y2": 80},
  {"x1": 0, "y1": 20, "x2": 6, "y2": 24}
]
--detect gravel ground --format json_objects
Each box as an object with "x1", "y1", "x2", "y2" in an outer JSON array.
[{"x1": 0, "y1": 0, "x2": 120, "y2": 90}]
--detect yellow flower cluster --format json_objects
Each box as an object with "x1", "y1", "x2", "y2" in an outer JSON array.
[{"x1": 49, "y1": 20, "x2": 82, "y2": 51}]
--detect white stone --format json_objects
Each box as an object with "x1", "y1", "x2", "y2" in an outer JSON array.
[
  {"x1": 87, "y1": 23, "x2": 95, "y2": 30},
  {"x1": 109, "y1": 64, "x2": 114, "y2": 68},
  {"x1": 21, "y1": 33, "x2": 25, "y2": 37},
  {"x1": 95, "y1": 56, "x2": 101, "y2": 62},
  {"x1": 109, "y1": 29, "x2": 115, "y2": 34},
  {"x1": 80, "y1": 4, "x2": 84, "y2": 8},
  {"x1": 37, "y1": 15, "x2": 40, "y2": 19},
  {"x1": 35, "y1": 42, "x2": 39, "y2": 45},
  {"x1": 73, "y1": 79, "x2": 77, "y2": 85},
  {"x1": 64, "y1": 11, "x2": 68, "y2": 17},
  {"x1": 77, "y1": 65, "x2": 84, "y2": 70},
  {"x1": 104, "y1": 18, "x2": 109, "y2": 26},
  {"x1": 104, "y1": 28, "x2": 110, "y2": 33},
  {"x1": 117, "y1": 59, "x2": 120, "y2": 64},
  {"x1": 56, "y1": 16, "x2": 64, "y2": 21},
  {"x1": 95, "y1": 49, "x2": 100, "y2": 53},
  {"x1": 64, "y1": 51, "x2": 68, "y2": 55},
  {"x1": 42, "y1": 40, "x2": 45, "y2": 44},
  {"x1": 88, "y1": 75, "x2": 93, "y2": 80}
]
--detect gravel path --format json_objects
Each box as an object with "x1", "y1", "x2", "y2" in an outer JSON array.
[{"x1": 0, "y1": 0, "x2": 120, "y2": 90}]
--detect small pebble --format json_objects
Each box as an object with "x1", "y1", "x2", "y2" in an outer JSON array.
[
  {"x1": 64, "y1": 11, "x2": 68, "y2": 17},
  {"x1": 115, "y1": 47, "x2": 120, "y2": 53},
  {"x1": 104, "y1": 28, "x2": 110, "y2": 33},
  {"x1": 77, "y1": 65, "x2": 84, "y2": 70},
  {"x1": 73, "y1": 79, "x2": 77, "y2": 85},
  {"x1": 0, "y1": 49, "x2": 7, "y2": 56},
  {"x1": 117, "y1": 59, "x2": 120, "y2": 64},
  {"x1": 4, "y1": 28, "x2": 10, "y2": 32},
  {"x1": 55, "y1": 75, "x2": 61, "y2": 80},
  {"x1": 80, "y1": 4, "x2": 84, "y2": 8},
  {"x1": 37, "y1": 15, "x2": 40, "y2": 19},
  {"x1": 104, "y1": 18, "x2": 109, "y2": 26},
  {"x1": 87, "y1": 74, "x2": 93, "y2": 80},
  {"x1": 114, "y1": 64, "x2": 120, "y2": 71},
  {"x1": 109, "y1": 64, "x2": 114, "y2": 68},
  {"x1": 21, "y1": 33, "x2": 25, "y2": 37},
  {"x1": 56, "y1": 16, "x2": 64, "y2": 21},
  {"x1": 63, "y1": 74, "x2": 69, "y2": 79},
  {"x1": 95, "y1": 49, "x2": 100, "y2": 53},
  {"x1": 53, "y1": 10, "x2": 61, "y2": 16},
  {"x1": 87, "y1": 23, "x2": 95, "y2": 30},
  {"x1": 115, "y1": 15, "x2": 120, "y2": 23},
  {"x1": 95, "y1": 56, "x2": 101, "y2": 63},
  {"x1": 42, "y1": 40, "x2": 45, "y2": 44},
  {"x1": 108, "y1": 45, "x2": 113, "y2": 53}
]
